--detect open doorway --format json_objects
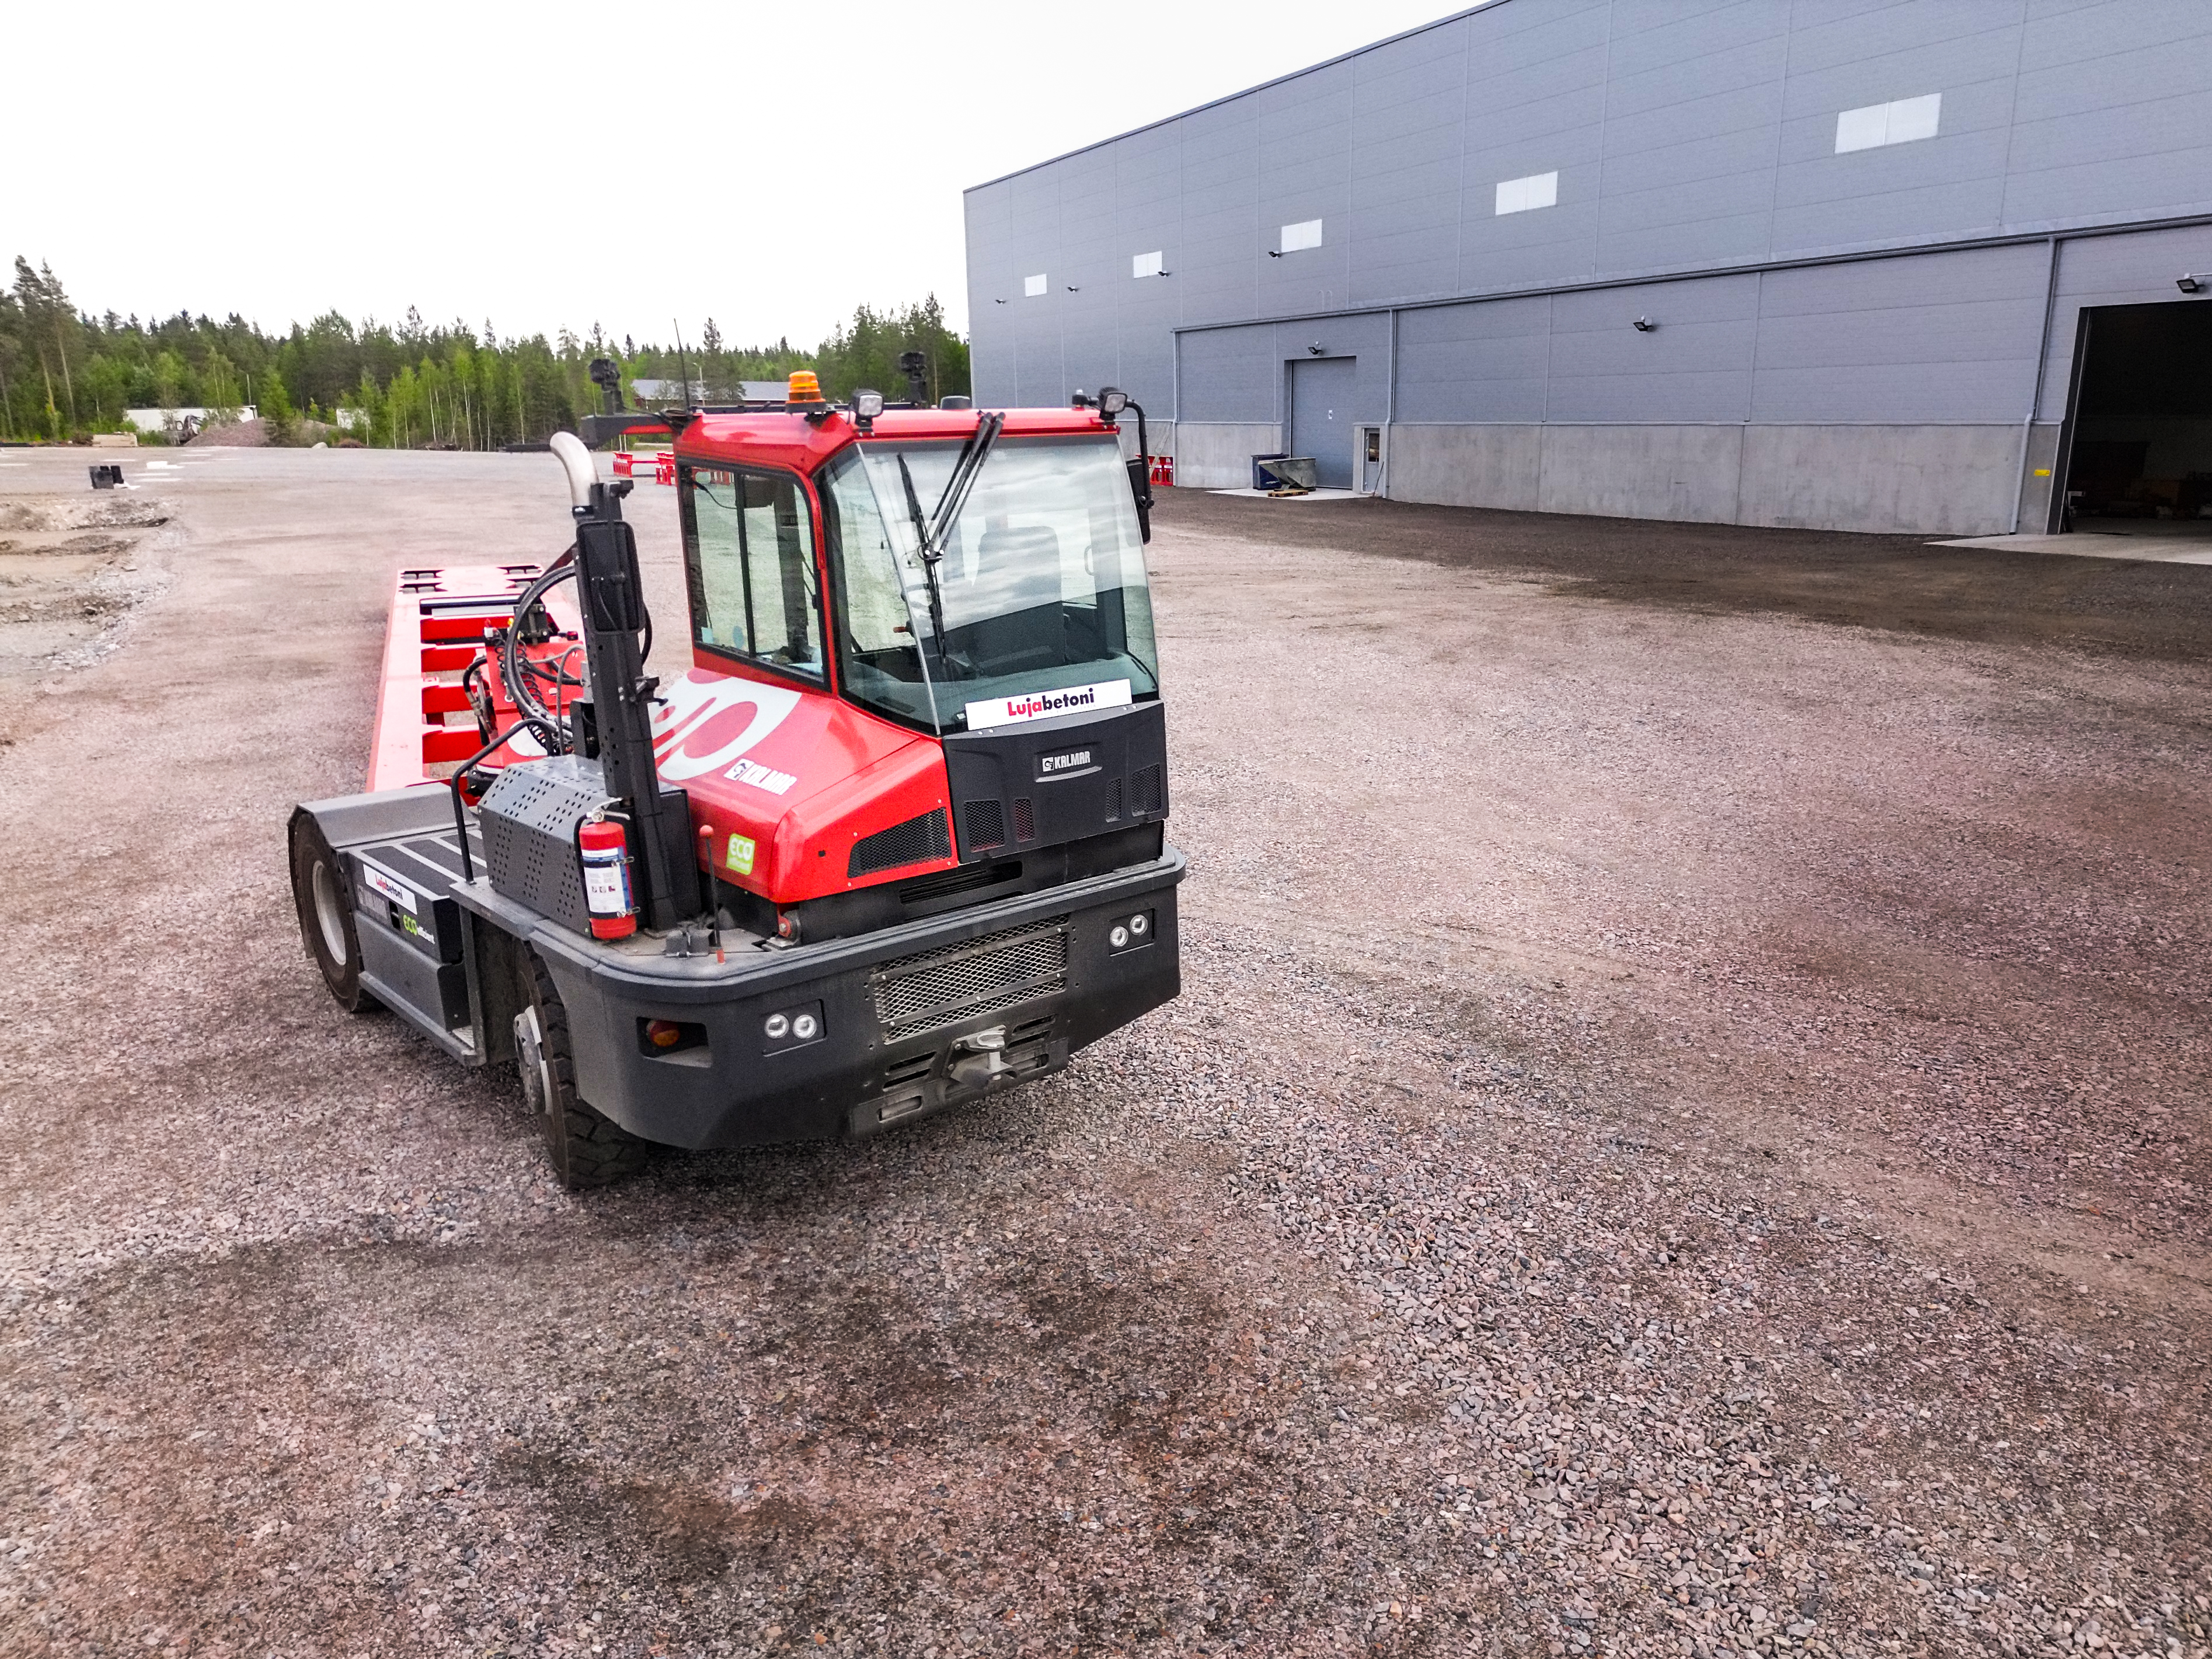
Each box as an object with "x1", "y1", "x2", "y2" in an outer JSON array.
[{"x1": 2053, "y1": 299, "x2": 2212, "y2": 539}]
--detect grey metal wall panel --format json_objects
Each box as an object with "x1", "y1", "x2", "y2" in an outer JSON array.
[
  {"x1": 1546, "y1": 274, "x2": 1758, "y2": 423},
  {"x1": 1751, "y1": 245, "x2": 2046, "y2": 424},
  {"x1": 1465, "y1": 0, "x2": 1611, "y2": 78},
  {"x1": 1395, "y1": 296, "x2": 1552, "y2": 423},
  {"x1": 1178, "y1": 326, "x2": 1281, "y2": 424}
]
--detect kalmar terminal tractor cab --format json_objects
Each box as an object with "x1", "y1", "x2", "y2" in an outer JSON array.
[{"x1": 287, "y1": 377, "x2": 1182, "y2": 1186}]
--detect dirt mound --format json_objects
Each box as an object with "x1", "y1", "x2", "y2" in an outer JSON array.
[
  {"x1": 0, "y1": 493, "x2": 173, "y2": 681},
  {"x1": 185, "y1": 418, "x2": 266, "y2": 447},
  {"x1": 0, "y1": 498, "x2": 172, "y2": 533}
]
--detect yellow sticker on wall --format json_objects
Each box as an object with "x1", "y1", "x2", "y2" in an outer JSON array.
[{"x1": 726, "y1": 834, "x2": 757, "y2": 875}]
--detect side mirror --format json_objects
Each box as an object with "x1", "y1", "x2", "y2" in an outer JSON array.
[{"x1": 1126, "y1": 455, "x2": 1153, "y2": 543}]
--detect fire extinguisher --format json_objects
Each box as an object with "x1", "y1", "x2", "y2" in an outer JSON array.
[{"x1": 577, "y1": 816, "x2": 636, "y2": 940}]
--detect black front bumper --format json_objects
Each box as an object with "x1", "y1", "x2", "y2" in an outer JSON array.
[{"x1": 455, "y1": 849, "x2": 1185, "y2": 1149}]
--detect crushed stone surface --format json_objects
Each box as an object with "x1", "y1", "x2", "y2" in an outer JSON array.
[{"x1": 0, "y1": 451, "x2": 2206, "y2": 1658}]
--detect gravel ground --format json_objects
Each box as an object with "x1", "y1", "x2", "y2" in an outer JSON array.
[
  {"x1": 1, "y1": 451, "x2": 2206, "y2": 1658},
  {"x1": 0, "y1": 489, "x2": 176, "y2": 677}
]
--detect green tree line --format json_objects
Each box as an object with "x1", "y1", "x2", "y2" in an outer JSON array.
[
  {"x1": 0, "y1": 257, "x2": 970, "y2": 448},
  {"x1": 625, "y1": 295, "x2": 970, "y2": 410}
]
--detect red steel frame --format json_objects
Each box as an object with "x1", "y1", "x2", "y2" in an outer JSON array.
[
  {"x1": 612, "y1": 449, "x2": 677, "y2": 485},
  {"x1": 365, "y1": 564, "x2": 580, "y2": 792}
]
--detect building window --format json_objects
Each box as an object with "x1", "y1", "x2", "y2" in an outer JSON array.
[
  {"x1": 1494, "y1": 172, "x2": 1559, "y2": 215},
  {"x1": 1279, "y1": 218, "x2": 1323, "y2": 253},
  {"x1": 1834, "y1": 93, "x2": 1941, "y2": 154},
  {"x1": 1132, "y1": 250, "x2": 1165, "y2": 278},
  {"x1": 1023, "y1": 273, "x2": 1047, "y2": 297}
]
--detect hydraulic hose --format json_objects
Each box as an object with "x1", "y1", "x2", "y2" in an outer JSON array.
[{"x1": 498, "y1": 548, "x2": 653, "y2": 748}]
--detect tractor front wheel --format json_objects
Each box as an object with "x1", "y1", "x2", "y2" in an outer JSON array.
[
  {"x1": 517, "y1": 952, "x2": 650, "y2": 1190},
  {"x1": 288, "y1": 812, "x2": 379, "y2": 1014}
]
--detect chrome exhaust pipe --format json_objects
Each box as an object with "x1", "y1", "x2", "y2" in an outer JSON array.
[{"x1": 549, "y1": 430, "x2": 597, "y2": 511}]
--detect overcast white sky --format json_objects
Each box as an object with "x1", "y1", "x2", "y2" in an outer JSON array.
[{"x1": 8, "y1": 0, "x2": 1468, "y2": 350}]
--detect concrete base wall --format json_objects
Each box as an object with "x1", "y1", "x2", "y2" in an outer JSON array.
[
  {"x1": 1383, "y1": 423, "x2": 2027, "y2": 535},
  {"x1": 1736, "y1": 425, "x2": 2021, "y2": 535},
  {"x1": 1542, "y1": 425, "x2": 1744, "y2": 524},
  {"x1": 1387, "y1": 426, "x2": 1541, "y2": 510},
  {"x1": 1172, "y1": 422, "x2": 1281, "y2": 489}
]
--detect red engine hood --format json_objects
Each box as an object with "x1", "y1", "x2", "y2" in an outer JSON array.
[{"x1": 649, "y1": 663, "x2": 953, "y2": 905}]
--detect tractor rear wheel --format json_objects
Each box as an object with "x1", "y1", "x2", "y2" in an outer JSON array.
[
  {"x1": 517, "y1": 952, "x2": 650, "y2": 1190},
  {"x1": 288, "y1": 812, "x2": 379, "y2": 1014}
]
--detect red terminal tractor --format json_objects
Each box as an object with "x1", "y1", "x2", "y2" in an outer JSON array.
[{"x1": 288, "y1": 371, "x2": 1182, "y2": 1186}]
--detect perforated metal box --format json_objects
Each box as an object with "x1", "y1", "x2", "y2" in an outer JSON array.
[{"x1": 477, "y1": 755, "x2": 612, "y2": 936}]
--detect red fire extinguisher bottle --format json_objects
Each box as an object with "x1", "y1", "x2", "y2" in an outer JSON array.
[{"x1": 577, "y1": 817, "x2": 636, "y2": 940}]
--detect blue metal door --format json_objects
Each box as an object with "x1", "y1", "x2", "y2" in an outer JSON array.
[{"x1": 1289, "y1": 357, "x2": 1356, "y2": 489}]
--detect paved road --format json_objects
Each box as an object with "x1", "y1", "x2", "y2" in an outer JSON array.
[{"x1": 2, "y1": 449, "x2": 2206, "y2": 1657}]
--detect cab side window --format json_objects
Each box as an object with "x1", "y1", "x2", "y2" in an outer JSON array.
[{"x1": 680, "y1": 466, "x2": 824, "y2": 676}]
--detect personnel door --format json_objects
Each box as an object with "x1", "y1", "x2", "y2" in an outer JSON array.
[{"x1": 1289, "y1": 357, "x2": 1356, "y2": 490}]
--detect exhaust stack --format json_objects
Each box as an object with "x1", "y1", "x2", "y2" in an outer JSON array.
[{"x1": 549, "y1": 431, "x2": 598, "y2": 513}]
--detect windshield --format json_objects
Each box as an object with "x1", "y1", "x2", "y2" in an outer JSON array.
[{"x1": 820, "y1": 434, "x2": 1159, "y2": 734}]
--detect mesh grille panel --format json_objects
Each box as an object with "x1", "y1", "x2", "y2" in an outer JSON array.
[
  {"x1": 872, "y1": 915, "x2": 1069, "y2": 1039},
  {"x1": 849, "y1": 808, "x2": 950, "y2": 879},
  {"x1": 1106, "y1": 778, "x2": 1123, "y2": 822},
  {"x1": 961, "y1": 799, "x2": 1005, "y2": 852},
  {"x1": 1012, "y1": 796, "x2": 1036, "y2": 843},
  {"x1": 1130, "y1": 764, "x2": 1164, "y2": 816}
]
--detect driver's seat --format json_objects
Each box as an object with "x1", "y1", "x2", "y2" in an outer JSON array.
[{"x1": 959, "y1": 526, "x2": 1065, "y2": 675}]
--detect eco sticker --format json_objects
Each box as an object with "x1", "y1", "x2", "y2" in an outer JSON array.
[{"x1": 726, "y1": 834, "x2": 757, "y2": 876}]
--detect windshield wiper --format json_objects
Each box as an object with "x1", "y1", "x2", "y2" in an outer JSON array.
[
  {"x1": 929, "y1": 410, "x2": 1003, "y2": 554},
  {"x1": 897, "y1": 412, "x2": 1004, "y2": 682},
  {"x1": 896, "y1": 454, "x2": 952, "y2": 672}
]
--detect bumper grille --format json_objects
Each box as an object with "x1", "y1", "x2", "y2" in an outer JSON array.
[{"x1": 872, "y1": 914, "x2": 1069, "y2": 1039}]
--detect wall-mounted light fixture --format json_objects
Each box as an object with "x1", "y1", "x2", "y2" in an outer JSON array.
[
  {"x1": 1632, "y1": 316, "x2": 1658, "y2": 332},
  {"x1": 1307, "y1": 343, "x2": 1325, "y2": 356},
  {"x1": 1067, "y1": 285, "x2": 1079, "y2": 292},
  {"x1": 1267, "y1": 250, "x2": 1284, "y2": 259},
  {"x1": 2179, "y1": 274, "x2": 2206, "y2": 294}
]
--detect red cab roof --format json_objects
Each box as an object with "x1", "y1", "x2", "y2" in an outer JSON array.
[{"x1": 673, "y1": 405, "x2": 1114, "y2": 474}]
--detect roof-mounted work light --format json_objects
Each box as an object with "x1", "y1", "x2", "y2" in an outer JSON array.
[{"x1": 852, "y1": 388, "x2": 885, "y2": 432}]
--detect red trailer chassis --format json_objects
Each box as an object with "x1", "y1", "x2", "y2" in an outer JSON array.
[{"x1": 366, "y1": 563, "x2": 583, "y2": 793}]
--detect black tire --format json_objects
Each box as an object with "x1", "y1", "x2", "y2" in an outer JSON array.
[
  {"x1": 287, "y1": 810, "x2": 380, "y2": 1014},
  {"x1": 518, "y1": 952, "x2": 650, "y2": 1190}
]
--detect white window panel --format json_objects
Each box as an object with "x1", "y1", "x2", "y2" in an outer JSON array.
[
  {"x1": 1023, "y1": 273, "x2": 1047, "y2": 298},
  {"x1": 1493, "y1": 171, "x2": 1559, "y2": 215},
  {"x1": 1279, "y1": 218, "x2": 1323, "y2": 253},
  {"x1": 1132, "y1": 250, "x2": 1164, "y2": 278},
  {"x1": 1887, "y1": 92, "x2": 1942, "y2": 144},
  {"x1": 1835, "y1": 92, "x2": 1941, "y2": 154}
]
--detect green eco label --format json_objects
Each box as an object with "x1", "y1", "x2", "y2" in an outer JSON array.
[{"x1": 727, "y1": 834, "x2": 757, "y2": 876}]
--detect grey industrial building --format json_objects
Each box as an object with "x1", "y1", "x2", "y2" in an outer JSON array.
[{"x1": 963, "y1": 0, "x2": 2212, "y2": 536}]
